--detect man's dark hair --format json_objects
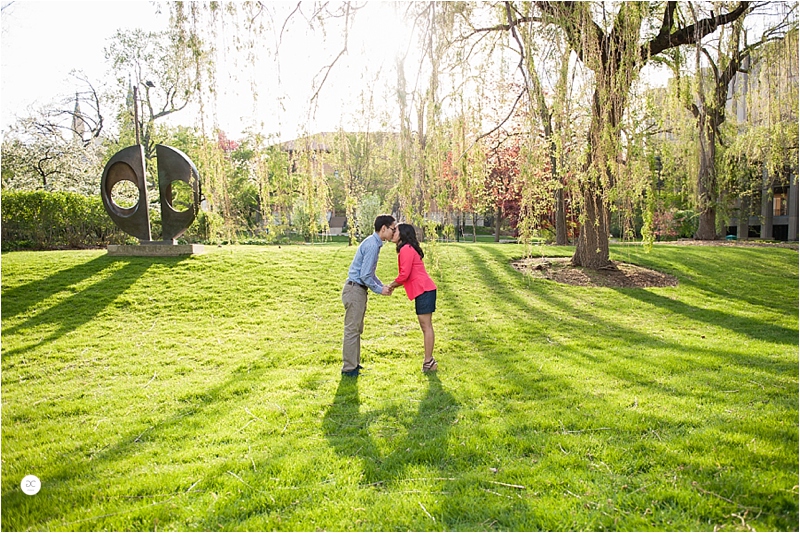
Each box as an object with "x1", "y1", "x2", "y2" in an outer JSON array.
[{"x1": 374, "y1": 215, "x2": 395, "y2": 233}]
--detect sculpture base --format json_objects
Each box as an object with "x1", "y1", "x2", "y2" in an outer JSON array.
[{"x1": 107, "y1": 244, "x2": 205, "y2": 257}]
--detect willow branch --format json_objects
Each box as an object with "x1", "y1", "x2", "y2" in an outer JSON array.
[
  {"x1": 456, "y1": 88, "x2": 527, "y2": 163},
  {"x1": 646, "y1": 2, "x2": 751, "y2": 59},
  {"x1": 278, "y1": 2, "x2": 302, "y2": 52},
  {"x1": 463, "y1": 15, "x2": 540, "y2": 38},
  {"x1": 655, "y1": 1, "x2": 678, "y2": 42},
  {"x1": 310, "y1": 3, "x2": 351, "y2": 105},
  {"x1": 505, "y1": 1, "x2": 530, "y2": 93}
]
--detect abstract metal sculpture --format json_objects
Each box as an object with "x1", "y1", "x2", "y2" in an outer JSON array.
[
  {"x1": 101, "y1": 144, "x2": 200, "y2": 244},
  {"x1": 100, "y1": 144, "x2": 151, "y2": 241},
  {"x1": 156, "y1": 144, "x2": 201, "y2": 242}
]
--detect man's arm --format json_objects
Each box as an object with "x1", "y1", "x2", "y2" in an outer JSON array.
[{"x1": 358, "y1": 240, "x2": 385, "y2": 294}]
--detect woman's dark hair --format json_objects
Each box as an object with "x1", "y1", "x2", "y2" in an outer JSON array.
[{"x1": 396, "y1": 223, "x2": 424, "y2": 258}]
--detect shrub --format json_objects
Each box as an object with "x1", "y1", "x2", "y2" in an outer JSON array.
[
  {"x1": 676, "y1": 209, "x2": 699, "y2": 238},
  {"x1": 1, "y1": 190, "x2": 126, "y2": 250}
]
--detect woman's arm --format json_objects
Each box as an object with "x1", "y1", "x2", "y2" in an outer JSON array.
[{"x1": 393, "y1": 245, "x2": 413, "y2": 285}]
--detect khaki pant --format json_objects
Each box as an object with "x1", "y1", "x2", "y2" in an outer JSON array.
[{"x1": 341, "y1": 282, "x2": 368, "y2": 372}]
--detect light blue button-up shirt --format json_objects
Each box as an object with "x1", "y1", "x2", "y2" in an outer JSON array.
[{"x1": 346, "y1": 232, "x2": 384, "y2": 294}]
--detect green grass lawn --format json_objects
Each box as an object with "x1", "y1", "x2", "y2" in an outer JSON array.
[{"x1": 1, "y1": 242, "x2": 797, "y2": 531}]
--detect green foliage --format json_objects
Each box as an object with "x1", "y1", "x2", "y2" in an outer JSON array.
[
  {"x1": 0, "y1": 191, "x2": 126, "y2": 250},
  {"x1": 675, "y1": 209, "x2": 699, "y2": 238},
  {"x1": 1, "y1": 243, "x2": 796, "y2": 530},
  {"x1": 105, "y1": 27, "x2": 207, "y2": 161},
  {"x1": 640, "y1": 191, "x2": 655, "y2": 248},
  {"x1": 329, "y1": 131, "x2": 399, "y2": 216},
  {"x1": 355, "y1": 193, "x2": 384, "y2": 238},
  {"x1": 186, "y1": 210, "x2": 225, "y2": 244},
  {"x1": 290, "y1": 196, "x2": 315, "y2": 242}
]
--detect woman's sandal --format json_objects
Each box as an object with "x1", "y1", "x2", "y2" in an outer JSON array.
[{"x1": 422, "y1": 358, "x2": 438, "y2": 373}]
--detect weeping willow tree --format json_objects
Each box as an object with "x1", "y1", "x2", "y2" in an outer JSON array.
[
  {"x1": 723, "y1": 22, "x2": 799, "y2": 240},
  {"x1": 438, "y1": 2, "x2": 748, "y2": 267},
  {"x1": 536, "y1": 2, "x2": 751, "y2": 267},
  {"x1": 332, "y1": 130, "x2": 396, "y2": 244},
  {"x1": 651, "y1": 4, "x2": 797, "y2": 240},
  {"x1": 443, "y1": 107, "x2": 487, "y2": 243},
  {"x1": 676, "y1": 4, "x2": 795, "y2": 239},
  {"x1": 394, "y1": 3, "x2": 447, "y2": 238},
  {"x1": 167, "y1": 2, "x2": 340, "y2": 240},
  {"x1": 511, "y1": 8, "x2": 587, "y2": 247},
  {"x1": 334, "y1": 130, "x2": 364, "y2": 245}
]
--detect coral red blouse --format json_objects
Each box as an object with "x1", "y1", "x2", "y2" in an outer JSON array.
[{"x1": 394, "y1": 244, "x2": 437, "y2": 300}]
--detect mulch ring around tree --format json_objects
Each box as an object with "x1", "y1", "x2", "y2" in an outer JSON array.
[{"x1": 511, "y1": 257, "x2": 679, "y2": 288}]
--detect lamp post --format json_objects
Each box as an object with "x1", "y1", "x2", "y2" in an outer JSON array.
[{"x1": 133, "y1": 85, "x2": 140, "y2": 146}]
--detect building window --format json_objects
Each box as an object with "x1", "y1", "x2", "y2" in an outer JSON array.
[{"x1": 774, "y1": 193, "x2": 788, "y2": 217}]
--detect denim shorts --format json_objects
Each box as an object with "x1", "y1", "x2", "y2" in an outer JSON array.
[{"x1": 414, "y1": 289, "x2": 437, "y2": 315}]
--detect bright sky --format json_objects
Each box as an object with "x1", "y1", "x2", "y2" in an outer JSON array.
[
  {"x1": 0, "y1": 1, "x2": 690, "y2": 146},
  {"x1": 1, "y1": 1, "x2": 416, "y2": 142},
  {"x1": 2, "y1": 2, "x2": 167, "y2": 130}
]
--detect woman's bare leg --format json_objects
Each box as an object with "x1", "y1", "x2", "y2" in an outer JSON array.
[{"x1": 417, "y1": 313, "x2": 435, "y2": 365}]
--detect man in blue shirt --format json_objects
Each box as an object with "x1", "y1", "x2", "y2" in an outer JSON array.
[{"x1": 341, "y1": 214, "x2": 396, "y2": 377}]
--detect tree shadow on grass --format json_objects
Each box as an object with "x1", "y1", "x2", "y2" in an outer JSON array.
[
  {"x1": 479, "y1": 243, "x2": 796, "y2": 347},
  {"x1": 613, "y1": 245, "x2": 798, "y2": 313},
  {"x1": 471, "y1": 246, "x2": 795, "y2": 393},
  {"x1": 612, "y1": 286, "x2": 798, "y2": 345},
  {"x1": 1, "y1": 356, "x2": 279, "y2": 531},
  {"x1": 1, "y1": 254, "x2": 115, "y2": 320},
  {"x1": 445, "y1": 245, "x2": 790, "y2": 425},
  {"x1": 1, "y1": 257, "x2": 195, "y2": 361},
  {"x1": 440, "y1": 245, "x2": 798, "y2": 528}
]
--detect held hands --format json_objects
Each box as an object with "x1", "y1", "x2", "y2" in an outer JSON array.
[{"x1": 382, "y1": 282, "x2": 399, "y2": 296}]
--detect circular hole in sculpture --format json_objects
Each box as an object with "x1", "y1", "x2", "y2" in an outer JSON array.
[
  {"x1": 111, "y1": 179, "x2": 139, "y2": 209},
  {"x1": 167, "y1": 180, "x2": 194, "y2": 213}
]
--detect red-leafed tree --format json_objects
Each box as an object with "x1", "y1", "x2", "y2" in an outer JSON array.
[
  {"x1": 217, "y1": 130, "x2": 240, "y2": 154},
  {"x1": 439, "y1": 149, "x2": 485, "y2": 242},
  {"x1": 484, "y1": 141, "x2": 523, "y2": 241}
]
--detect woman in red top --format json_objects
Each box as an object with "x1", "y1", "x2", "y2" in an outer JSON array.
[{"x1": 388, "y1": 224, "x2": 438, "y2": 372}]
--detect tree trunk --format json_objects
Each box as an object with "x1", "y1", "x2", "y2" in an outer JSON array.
[
  {"x1": 760, "y1": 165, "x2": 774, "y2": 239},
  {"x1": 736, "y1": 195, "x2": 750, "y2": 240},
  {"x1": 571, "y1": 184, "x2": 612, "y2": 269},
  {"x1": 571, "y1": 91, "x2": 616, "y2": 269},
  {"x1": 571, "y1": 192, "x2": 613, "y2": 269},
  {"x1": 555, "y1": 187, "x2": 568, "y2": 245},
  {"x1": 528, "y1": 54, "x2": 568, "y2": 246},
  {"x1": 494, "y1": 206, "x2": 502, "y2": 242},
  {"x1": 472, "y1": 211, "x2": 477, "y2": 243},
  {"x1": 694, "y1": 115, "x2": 718, "y2": 240}
]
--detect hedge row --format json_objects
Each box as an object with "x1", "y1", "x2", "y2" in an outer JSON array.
[
  {"x1": 1, "y1": 191, "x2": 230, "y2": 251},
  {"x1": 1, "y1": 191, "x2": 130, "y2": 251}
]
